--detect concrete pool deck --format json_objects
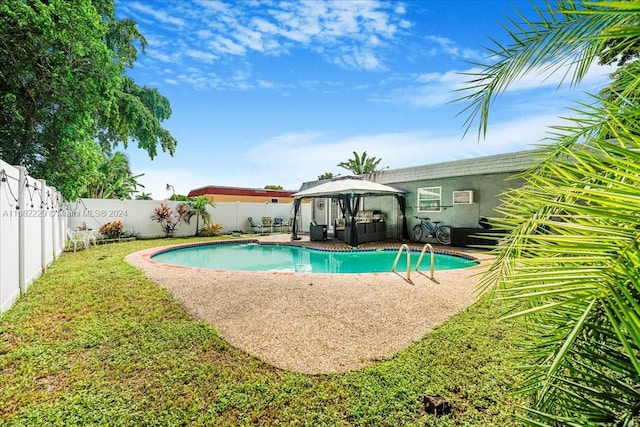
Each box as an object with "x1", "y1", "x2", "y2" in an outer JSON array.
[{"x1": 125, "y1": 234, "x2": 493, "y2": 374}]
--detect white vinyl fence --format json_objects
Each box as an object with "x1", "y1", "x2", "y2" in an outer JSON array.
[
  {"x1": 67, "y1": 198, "x2": 312, "y2": 238},
  {"x1": 0, "y1": 159, "x2": 66, "y2": 314},
  {"x1": 0, "y1": 170, "x2": 312, "y2": 315}
]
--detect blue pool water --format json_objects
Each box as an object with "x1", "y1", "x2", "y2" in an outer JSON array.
[{"x1": 151, "y1": 242, "x2": 478, "y2": 274}]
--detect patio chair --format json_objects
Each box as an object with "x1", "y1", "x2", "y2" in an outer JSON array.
[
  {"x1": 280, "y1": 217, "x2": 291, "y2": 232},
  {"x1": 261, "y1": 216, "x2": 273, "y2": 233},
  {"x1": 247, "y1": 217, "x2": 260, "y2": 233},
  {"x1": 66, "y1": 229, "x2": 87, "y2": 252},
  {"x1": 272, "y1": 217, "x2": 284, "y2": 232},
  {"x1": 334, "y1": 217, "x2": 346, "y2": 241},
  {"x1": 82, "y1": 229, "x2": 98, "y2": 247},
  {"x1": 310, "y1": 221, "x2": 327, "y2": 241}
]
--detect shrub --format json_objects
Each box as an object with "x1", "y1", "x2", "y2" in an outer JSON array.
[
  {"x1": 197, "y1": 223, "x2": 223, "y2": 237},
  {"x1": 99, "y1": 221, "x2": 124, "y2": 238},
  {"x1": 151, "y1": 203, "x2": 186, "y2": 237}
]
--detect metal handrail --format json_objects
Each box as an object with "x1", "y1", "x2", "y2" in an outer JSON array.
[
  {"x1": 391, "y1": 244, "x2": 411, "y2": 281},
  {"x1": 415, "y1": 243, "x2": 435, "y2": 280}
]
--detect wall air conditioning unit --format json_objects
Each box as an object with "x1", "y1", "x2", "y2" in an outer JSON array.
[{"x1": 453, "y1": 190, "x2": 476, "y2": 205}]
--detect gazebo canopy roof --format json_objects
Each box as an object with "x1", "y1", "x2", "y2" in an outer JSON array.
[{"x1": 293, "y1": 177, "x2": 404, "y2": 199}]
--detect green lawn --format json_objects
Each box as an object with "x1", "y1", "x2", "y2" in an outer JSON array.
[{"x1": 0, "y1": 238, "x2": 524, "y2": 426}]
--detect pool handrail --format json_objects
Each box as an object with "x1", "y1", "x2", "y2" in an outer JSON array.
[
  {"x1": 415, "y1": 243, "x2": 435, "y2": 280},
  {"x1": 391, "y1": 244, "x2": 411, "y2": 282}
]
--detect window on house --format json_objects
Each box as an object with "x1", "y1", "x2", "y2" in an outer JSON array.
[
  {"x1": 417, "y1": 187, "x2": 441, "y2": 212},
  {"x1": 271, "y1": 198, "x2": 279, "y2": 203}
]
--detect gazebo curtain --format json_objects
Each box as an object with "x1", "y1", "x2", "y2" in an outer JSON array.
[
  {"x1": 292, "y1": 198, "x2": 301, "y2": 239},
  {"x1": 395, "y1": 194, "x2": 409, "y2": 241}
]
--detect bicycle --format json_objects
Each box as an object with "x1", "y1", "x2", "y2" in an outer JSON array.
[{"x1": 411, "y1": 216, "x2": 451, "y2": 245}]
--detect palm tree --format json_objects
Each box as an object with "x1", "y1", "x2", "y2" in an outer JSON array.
[
  {"x1": 135, "y1": 192, "x2": 153, "y2": 200},
  {"x1": 459, "y1": 2, "x2": 640, "y2": 425},
  {"x1": 337, "y1": 151, "x2": 382, "y2": 175},
  {"x1": 83, "y1": 151, "x2": 143, "y2": 199},
  {"x1": 183, "y1": 196, "x2": 214, "y2": 236},
  {"x1": 318, "y1": 172, "x2": 333, "y2": 180}
]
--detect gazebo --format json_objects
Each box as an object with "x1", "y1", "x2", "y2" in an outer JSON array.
[{"x1": 291, "y1": 176, "x2": 409, "y2": 247}]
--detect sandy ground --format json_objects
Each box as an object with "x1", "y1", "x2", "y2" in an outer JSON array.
[{"x1": 125, "y1": 235, "x2": 491, "y2": 374}]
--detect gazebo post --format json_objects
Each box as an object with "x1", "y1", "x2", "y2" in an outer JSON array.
[{"x1": 291, "y1": 198, "x2": 302, "y2": 240}]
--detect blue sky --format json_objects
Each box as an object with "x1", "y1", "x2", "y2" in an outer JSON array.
[{"x1": 117, "y1": 0, "x2": 615, "y2": 199}]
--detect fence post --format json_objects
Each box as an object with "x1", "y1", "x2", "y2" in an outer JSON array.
[
  {"x1": 40, "y1": 179, "x2": 47, "y2": 273},
  {"x1": 58, "y1": 191, "x2": 65, "y2": 255},
  {"x1": 17, "y1": 166, "x2": 26, "y2": 295},
  {"x1": 235, "y1": 201, "x2": 239, "y2": 232}
]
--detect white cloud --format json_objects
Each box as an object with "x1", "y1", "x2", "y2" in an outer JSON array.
[
  {"x1": 186, "y1": 49, "x2": 217, "y2": 63},
  {"x1": 209, "y1": 36, "x2": 246, "y2": 56},
  {"x1": 257, "y1": 79, "x2": 275, "y2": 89},
  {"x1": 424, "y1": 35, "x2": 484, "y2": 61},
  {"x1": 234, "y1": 114, "x2": 564, "y2": 189},
  {"x1": 123, "y1": 0, "x2": 410, "y2": 77},
  {"x1": 234, "y1": 27, "x2": 267, "y2": 52},
  {"x1": 148, "y1": 50, "x2": 182, "y2": 64},
  {"x1": 385, "y1": 60, "x2": 616, "y2": 109},
  {"x1": 128, "y1": 2, "x2": 186, "y2": 27},
  {"x1": 196, "y1": 29, "x2": 213, "y2": 39}
]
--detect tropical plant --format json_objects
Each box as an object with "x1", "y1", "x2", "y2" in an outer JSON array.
[
  {"x1": 82, "y1": 151, "x2": 144, "y2": 199},
  {"x1": 337, "y1": 151, "x2": 382, "y2": 175},
  {"x1": 151, "y1": 203, "x2": 186, "y2": 237},
  {"x1": 264, "y1": 185, "x2": 283, "y2": 190},
  {"x1": 183, "y1": 196, "x2": 215, "y2": 236},
  {"x1": 135, "y1": 192, "x2": 153, "y2": 200},
  {"x1": 318, "y1": 172, "x2": 334, "y2": 180},
  {"x1": 98, "y1": 220, "x2": 124, "y2": 239},
  {"x1": 459, "y1": 1, "x2": 640, "y2": 425},
  {"x1": 197, "y1": 223, "x2": 223, "y2": 237}
]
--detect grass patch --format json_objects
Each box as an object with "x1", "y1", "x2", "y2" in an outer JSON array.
[{"x1": 0, "y1": 238, "x2": 524, "y2": 426}]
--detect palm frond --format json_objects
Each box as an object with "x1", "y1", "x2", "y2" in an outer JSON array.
[{"x1": 456, "y1": 1, "x2": 640, "y2": 138}]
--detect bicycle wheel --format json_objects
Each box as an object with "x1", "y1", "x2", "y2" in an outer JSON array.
[
  {"x1": 411, "y1": 224, "x2": 424, "y2": 242},
  {"x1": 435, "y1": 225, "x2": 451, "y2": 245}
]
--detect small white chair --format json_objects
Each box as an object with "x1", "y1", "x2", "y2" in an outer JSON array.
[
  {"x1": 83, "y1": 229, "x2": 97, "y2": 247},
  {"x1": 66, "y1": 229, "x2": 87, "y2": 252}
]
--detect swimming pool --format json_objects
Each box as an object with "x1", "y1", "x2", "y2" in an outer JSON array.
[{"x1": 151, "y1": 242, "x2": 479, "y2": 274}]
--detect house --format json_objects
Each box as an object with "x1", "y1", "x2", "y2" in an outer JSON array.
[
  {"x1": 301, "y1": 149, "x2": 541, "y2": 241},
  {"x1": 187, "y1": 185, "x2": 297, "y2": 204}
]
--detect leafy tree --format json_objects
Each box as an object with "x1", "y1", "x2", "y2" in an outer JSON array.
[
  {"x1": 460, "y1": 1, "x2": 640, "y2": 425},
  {"x1": 317, "y1": 172, "x2": 334, "y2": 180},
  {"x1": 82, "y1": 151, "x2": 143, "y2": 199},
  {"x1": 183, "y1": 196, "x2": 215, "y2": 236},
  {"x1": 0, "y1": 0, "x2": 177, "y2": 200},
  {"x1": 337, "y1": 151, "x2": 382, "y2": 175},
  {"x1": 264, "y1": 185, "x2": 283, "y2": 190}
]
